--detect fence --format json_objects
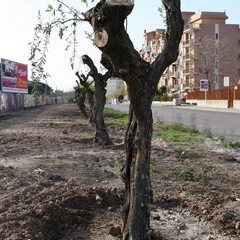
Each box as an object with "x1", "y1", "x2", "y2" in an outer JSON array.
[
  {"x1": 0, "y1": 91, "x2": 64, "y2": 113},
  {"x1": 187, "y1": 84, "x2": 240, "y2": 108}
]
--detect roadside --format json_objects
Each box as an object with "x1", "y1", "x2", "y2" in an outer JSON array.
[
  {"x1": 0, "y1": 104, "x2": 239, "y2": 239},
  {"x1": 153, "y1": 101, "x2": 240, "y2": 112}
]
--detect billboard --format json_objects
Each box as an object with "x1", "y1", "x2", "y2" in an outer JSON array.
[{"x1": 1, "y1": 58, "x2": 28, "y2": 93}]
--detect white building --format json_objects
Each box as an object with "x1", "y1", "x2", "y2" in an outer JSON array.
[{"x1": 106, "y1": 77, "x2": 125, "y2": 103}]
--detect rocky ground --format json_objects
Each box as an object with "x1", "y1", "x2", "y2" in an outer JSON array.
[{"x1": 0, "y1": 104, "x2": 239, "y2": 240}]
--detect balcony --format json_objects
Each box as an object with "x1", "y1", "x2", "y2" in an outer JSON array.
[
  {"x1": 183, "y1": 54, "x2": 190, "y2": 60},
  {"x1": 184, "y1": 23, "x2": 201, "y2": 33},
  {"x1": 183, "y1": 39, "x2": 190, "y2": 46},
  {"x1": 142, "y1": 46, "x2": 151, "y2": 53},
  {"x1": 170, "y1": 71, "x2": 179, "y2": 78}
]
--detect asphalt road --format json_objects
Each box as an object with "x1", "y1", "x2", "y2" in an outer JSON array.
[{"x1": 106, "y1": 103, "x2": 240, "y2": 140}]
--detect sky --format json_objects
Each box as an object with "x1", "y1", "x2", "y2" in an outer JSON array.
[{"x1": 0, "y1": 0, "x2": 239, "y2": 92}]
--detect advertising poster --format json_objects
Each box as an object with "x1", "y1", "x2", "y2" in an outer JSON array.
[
  {"x1": 1, "y1": 58, "x2": 28, "y2": 93},
  {"x1": 200, "y1": 79, "x2": 208, "y2": 91}
]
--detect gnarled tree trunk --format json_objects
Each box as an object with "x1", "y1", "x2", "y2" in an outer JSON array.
[
  {"x1": 81, "y1": 54, "x2": 113, "y2": 146},
  {"x1": 84, "y1": 1, "x2": 183, "y2": 239},
  {"x1": 75, "y1": 71, "x2": 95, "y2": 122},
  {"x1": 74, "y1": 79, "x2": 88, "y2": 118}
]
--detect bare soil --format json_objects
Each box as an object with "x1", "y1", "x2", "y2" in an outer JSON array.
[{"x1": 0, "y1": 104, "x2": 239, "y2": 240}]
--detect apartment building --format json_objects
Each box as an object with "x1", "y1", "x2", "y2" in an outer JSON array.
[{"x1": 140, "y1": 11, "x2": 240, "y2": 95}]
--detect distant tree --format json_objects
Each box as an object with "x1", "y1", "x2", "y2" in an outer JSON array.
[
  {"x1": 28, "y1": 81, "x2": 52, "y2": 95},
  {"x1": 154, "y1": 85, "x2": 167, "y2": 101},
  {"x1": 159, "y1": 85, "x2": 167, "y2": 95},
  {"x1": 74, "y1": 79, "x2": 89, "y2": 118},
  {"x1": 115, "y1": 84, "x2": 127, "y2": 102},
  {"x1": 76, "y1": 54, "x2": 113, "y2": 146},
  {"x1": 28, "y1": 81, "x2": 53, "y2": 105},
  {"x1": 75, "y1": 70, "x2": 95, "y2": 122},
  {"x1": 117, "y1": 84, "x2": 127, "y2": 97},
  {"x1": 193, "y1": 37, "x2": 239, "y2": 90}
]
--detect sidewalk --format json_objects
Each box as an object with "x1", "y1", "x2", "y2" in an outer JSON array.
[{"x1": 151, "y1": 101, "x2": 240, "y2": 113}]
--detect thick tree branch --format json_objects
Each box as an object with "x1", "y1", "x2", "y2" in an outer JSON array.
[{"x1": 149, "y1": 0, "x2": 183, "y2": 89}]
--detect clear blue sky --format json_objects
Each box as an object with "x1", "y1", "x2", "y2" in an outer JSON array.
[{"x1": 0, "y1": 0, "x2": 239, "y2": 91}]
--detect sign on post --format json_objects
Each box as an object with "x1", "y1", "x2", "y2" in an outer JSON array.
[
  {"x1": 200, "y1": 79, "x2": 208, "y2": 105},
  {"x1": 200, "y1": 79, "x2": 208, "y2": 91},
  {"x1": 1, "y1": 58, "x2": 28, "y2": 93},
  {"x1": 223, "y1": 76, "x2": 229, "y2": 87}
]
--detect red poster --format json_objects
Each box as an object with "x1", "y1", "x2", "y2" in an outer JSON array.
[{"x1": 17, "y1": 63, "x2": 28, "y2": 90}]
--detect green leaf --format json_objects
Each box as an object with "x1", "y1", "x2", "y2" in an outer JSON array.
[
  {"x1": 59, "y1": 28, "x2": 64, "y2": 39},
  {"x1": 45, "y1": 4, "x2": 53, "y2": 12}
]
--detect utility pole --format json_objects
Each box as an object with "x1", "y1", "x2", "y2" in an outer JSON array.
[{"x1": 214, "y1": 24, "x2": 220, "y2": 89}]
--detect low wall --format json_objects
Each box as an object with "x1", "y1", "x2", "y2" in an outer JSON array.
[
  {"x1": 186, "y1": 99, "x2": 229, "y2": 108},
  {"x1": 233, "y1": 100, "x2": 240, "y2": 109},
  {"x1": 0, "y1": 92, "x2": 65, "y2": 113}
]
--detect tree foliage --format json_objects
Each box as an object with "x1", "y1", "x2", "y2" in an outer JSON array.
[
  {"x1": 29, "y1": 0, "x2": 87, "y2": 83},
  {"x1": 28, "y1": 81, "x2": 52, "y2": 95}
]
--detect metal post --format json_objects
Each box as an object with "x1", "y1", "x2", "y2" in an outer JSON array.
[{"x1": 215, "y1": 24, "x2": 220, "y2": 89}]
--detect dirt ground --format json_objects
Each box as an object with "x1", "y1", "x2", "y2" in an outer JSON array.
[{"x1": 0, "y1": 104, "x2": 239, "y2": 240}]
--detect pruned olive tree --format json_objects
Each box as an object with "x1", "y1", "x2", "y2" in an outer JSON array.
[
  {"x1": 80, "y1": 54, "x2": 113, "y2": 146},
  {"x1": 75, "y1": 70, "x2": 95, "y2": 121},
  {"x1": 83, "y1": 1, "x2": 183, "y2": 239},
  {"x1": 74, "y1": 77, "x2": 89, "y2": 118},
  {"x1": 30, "y1": 1, "x2": 183, "y2": 239}
]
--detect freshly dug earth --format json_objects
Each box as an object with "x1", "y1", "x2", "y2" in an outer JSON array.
[{"x1": 0, "y1": 104, "x2": 239, "y2": 240}]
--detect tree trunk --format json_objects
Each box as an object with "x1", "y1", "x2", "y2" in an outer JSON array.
[
  {"x1": 82, "y1": 55, "x2": 113, "y2": 146},
  {"x1": 123, "y1": 100, "x2": 153, "y2": 240},
  {"x1": 84, "y1": 1, "x2": 183, "y2": 239},
  {"x1": 86, "y1": 90, "x2": 95, "y2": 123},
  {"x1": 74, "y1": 79, "x2": 89, "y2": 118},
  {"x1": 75, "y1": 72, "x2": 95, "y2": 123},
  {"x1": 77, "y1": 90, "x2": 88, "y2": 118},
  {"x1": 93, "y1": 75, "x2": 113, "y2": 146}
]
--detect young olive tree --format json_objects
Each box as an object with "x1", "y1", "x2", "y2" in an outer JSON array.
[{"x1": 30, "y1": 1, "x2": 183, "y2": 239}]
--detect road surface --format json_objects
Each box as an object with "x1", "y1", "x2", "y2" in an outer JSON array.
[{"x1": 107, "y1": 103, "x2": 240, "y2": 139}]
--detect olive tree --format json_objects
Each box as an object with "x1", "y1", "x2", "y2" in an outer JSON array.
[
  {"x1": 83, "y1": 1, "x2": 183, "y2": 239},
  {"x1": 30, "y1": 1, "x2": 183, "y2": 239},
  {"x1": 74, "y1": 76, "x2": 90, "y2": 118},
  {"x1": 75, "y1": 71, "x2": 95, "y2": 121},
  {"x1": 80, "y1": 54, "x2": 113, "y2": 146}
]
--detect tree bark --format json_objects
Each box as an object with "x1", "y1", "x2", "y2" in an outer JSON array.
[{"x1": 84, "y1": 1, "x2": 183, "y2": 239}]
